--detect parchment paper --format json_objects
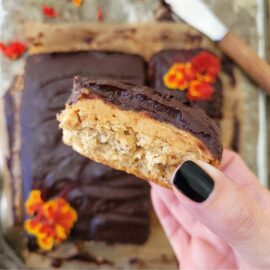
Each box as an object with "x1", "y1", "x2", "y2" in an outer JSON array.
[{"x1": 0, "y1": 21, "x2": 240, "y2": 269}]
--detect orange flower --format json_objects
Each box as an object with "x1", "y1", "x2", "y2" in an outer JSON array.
[
  {"x1": 187, "y1": 80, "x2": 215, "y2": 101},
  {"x1": 191, "y1": 51, "x2": 220, "y2": 83},
  {"x1": 0, "y1": 41, "x2": 27, "y2": 60},
  {"x1": 72, "y1": 0, "x2": 82, "y2": 7},
  {"x1": 163, "y1": 63, "x2": 195, "y2": 90},
  {"x1": 163, "y1": 52, "x2": 219, "y2": 101},
  {"x1": 24, "y1": 190, "x2": 77, "y2": 251}
]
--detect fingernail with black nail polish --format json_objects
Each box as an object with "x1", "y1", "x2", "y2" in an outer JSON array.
[{"x1": 173, "y1": 161, "x2": 214, "y2": 203}]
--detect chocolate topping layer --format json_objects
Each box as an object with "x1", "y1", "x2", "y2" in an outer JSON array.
[
  {"x1": 69, "y1": 78, "x2": 222, "y2": 161},
  {"x1": 19, "y1": 51, "x2": 150, "y2": 244}
]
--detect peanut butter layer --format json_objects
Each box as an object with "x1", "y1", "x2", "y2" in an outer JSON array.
[{"x1": 68, "y1": 77, "x2": 222, "y2": 161}]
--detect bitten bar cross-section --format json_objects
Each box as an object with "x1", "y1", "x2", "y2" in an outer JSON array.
[{"x1": 58, "y1": 78, "x2": 222, "y2": 188}]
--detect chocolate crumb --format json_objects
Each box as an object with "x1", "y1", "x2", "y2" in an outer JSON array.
[
  {"x1": 185, "y1": 33, "x2": 202, "y2": 45},
  {"x1": 26, "y1": 37, "x2": 35, "y2": 43},
  {"x1": 51, "y1": 258, "x2": 63, "y2": 268},
  {"x1": 32, "y1": 41, "x2": 43, "y2": 47},
  {"x1": 128, "y1": 257, "x2": 146, "y2": 268},
  {"x1": 67, "y1": 253, "x2": 114, "y2": 266},
  {"x1": 160, "y1": 30, "x2": 172, "y2": 41},
  {"x1": 84, "y1": 37, "x2": 94, "y2": 44},
  {"x1": 114, "y1": 28, "x2": 137, "y2": 35},
  {"x1": 160, "y1": 254, "x2": 171, "y2": 262},
  {"x1": 231, "y1": 116, "x2": 240, "y2": 152}
]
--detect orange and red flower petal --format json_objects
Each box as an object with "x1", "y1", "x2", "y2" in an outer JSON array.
[
  {"x1": 42, "y1": 6, "x2": 58, "y2": 18},
  {"x1": 42, "y1": 200, "x2": 57, "y2": 219},
  {"x1": 196, "y1": 73, "x2": 214, "y2": 83},
  {"x1": 24, "y1": 219, "x2": 42, "y2": 235},
  {"x1": 55, "y1": 224, "x2": 68, "y2": 241},
  {"x1": 0, "y1": 41, "x2": 27, "y2": 60},
  {"x1": 176, "y1": 79, "x2": 188, "y2": 90},
  {"x1": 171, "y1": 63, "x2": 185, "y2": 73},
  {"x1": 37, "y1": 236, "x2": 54, "y2": 251},
  {"x1": 183, "y1": 64, "x2": 196, "y2": 81},
  {"x1": 191, "y1": 51, "x2": 220, "y2": 83},
  {"x1": 187, "y1": 80, "x2": 215, "y2": 101},
  {"x1": 25, "y1": 190, "x2": 44, "y2": 215},
  {"x1": 163, "y1": 72, "x2": 178, "y2": 89},
  {"x1": 163, "y1": 62, "x2": 197, "y2": 91}
]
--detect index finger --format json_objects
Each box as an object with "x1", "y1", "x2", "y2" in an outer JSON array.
[{"x1": 219, "y1": 150, "x2": 270, "y2": 212}]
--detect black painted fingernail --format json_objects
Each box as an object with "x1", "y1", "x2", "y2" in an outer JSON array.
[{"x1": 173, "y1": 161, "x2": 214, "y2": 203}]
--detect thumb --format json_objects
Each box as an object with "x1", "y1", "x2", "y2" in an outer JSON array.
[{"x1": 172, "y1": 160, "x2": 270, "y2": 269}]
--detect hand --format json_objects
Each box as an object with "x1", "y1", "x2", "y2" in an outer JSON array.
[{"x1": 151, "y1": 150, "x2": 270, "y2": 269}]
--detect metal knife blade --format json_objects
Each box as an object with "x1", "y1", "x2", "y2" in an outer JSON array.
[{"x1": 165, "y1": 0, "x2": 228, "y2": 42}]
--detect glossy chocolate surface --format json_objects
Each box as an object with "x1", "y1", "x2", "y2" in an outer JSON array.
[{"x1": 20, "y1": 51, "x2": 150, "y2": 244}]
